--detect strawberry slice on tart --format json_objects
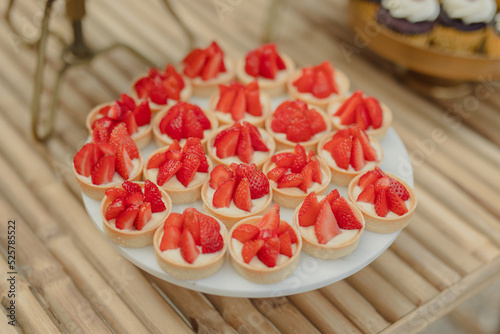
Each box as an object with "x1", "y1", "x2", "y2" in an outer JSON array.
[
  {"x1": 101, "y1": 181, "x2": 172, "y2": 247},
  {"x1": 209, "y1": 81, "x2": 271, "y2": 127},
  {"x1": 201, "y1": 162, "x2": 272, "y2": 229},
  {"x1": 152, "y1": 101, "x2": 218, "y2": 147},
  {"x1": 236, "y1": 44, "x2": 296, "y2": 97},
  {"x1": 327, "y1": 90, "x2": 393, "y2": 141},
  {"x1": 153, "y1": 207, "x2": 228, "y2": 280},
  {"x1": 287, "y1": 61, "x2": 350, "y2": 109},
  {"x1": 265, "y1": 99, "x2": 331, "y2": 152},
  {"x1": 318, "y1": 126, "x2": 383, "y2": 186},
  {"x1": 228, "y1": 204, "x2": 302, "y2": 284},
  {"x1": 293, "y1": 190, "x2": 364, "y2": 259},
  {"x1": 144, "y1": 138, "x2": 212, "y2": 204},
  {"x1": 263, "y1": 144, "x2": 332, "y2": 208},
  {"x1": 348, "y1": 167, "x2": 417, "y2": 233},
  {"x1": 180, "y1": 41, "x2": 235, "y2": 97},
  {"x1": 86, "y1": 93, "x2": 153, "y2": 149}
]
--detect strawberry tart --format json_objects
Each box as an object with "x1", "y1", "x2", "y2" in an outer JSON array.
[
  {"x1": 235, "y1": 44, "x2": 295, "y2": 97},
  {"x1": 327, "y1": 90, "x2": 393, "y2": 141},
  {"x1": 208, "y1": 81, "x2": 271, "y2": 127},
  {"x1": 265, "y1": 99, "x2": 331, "y2": 152},
  {"x1": 207, "y1": 122, "x2": 275, "y2": 169},
  {"x1": 293, "y1": 190, "x2": 365, "y2": 259},
  {"x1": 348, "y1": 167, "x2": 416, "y2": 233},
  {"x1": 153, "y1": 208, "x2": 228, "y2": 280},
  {"x1": 144, "y1": 138, "x2": 212, "y2": 204},
  {"x1": 201, "y1": 163, "x2": 272, "y2": 229},
  {"x1": 180, "y1": 41, "x2": 235, "y2": 97},
  {"x1": 228, "y1": 204, "x2": 302, "y2": 284},
  {"x1": 101, "y1": 181, "x2": 172, "y2": 247},
  {"x1": 318, "y1": 126, "x2": 383, "y2": 186},
  {"x1": 262, "y1": 144, "x2": 331, "y2": 208},
  {"x1": 73, "y1": 124, "x2": 143, "y2": 200},
  {"x1": 131, "y1": 65, "x2": 192, "y2": 113},
  {"x1": 287, "y1": 61, "x2": 350, "y2": 110},
  {"x1": 152, "y1": 101, "x2": 218, "y2": 148}
]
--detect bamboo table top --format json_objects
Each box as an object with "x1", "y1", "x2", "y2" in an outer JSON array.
[{"x1": 1, "y1": 0, "x2": 500, "y2": 333}]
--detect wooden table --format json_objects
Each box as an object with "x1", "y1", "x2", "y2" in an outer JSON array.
[{"x1": 1, "y1": 0, "x2": 499, "y2": 333}]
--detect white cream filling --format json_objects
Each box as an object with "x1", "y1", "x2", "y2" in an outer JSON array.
[
  {"x1": 189, "y1": 56, "x2": 234, "y2": 85},
  {"x1": 299, "y1": 225, "x2": 359, "y2": 246},
  {"x1": 160, "y1": 245, "x2": 221, "y2": 265},
  {"x1": 353, "y1": 185, "x2": 411, "y2": 219},
  {"x1": 329, "y1": 100, "x2": 388, "y2": 131},
  {"x1": 157, "y1": 128, "x2": 212, "y2": 146},
  {"x1": 231, "y1": 239, "x2": 296, "y2": 269},
  {"x1": 319, "y1": 142, "x2": 381, "y2": 173},
  {"x1": 381, "y1": 0, "x2": 440, "y2": 23},
  {"x1": 78, "y1": 158, "x2": 141, "y2": 184},
  {"x1": 146, "y1": 168, "x2": 208, "y2": 190},
  {"x1": 107, "y1": 209, "x2": 167, "y2": 232},
  {"x1": 206, "y1": 186, "x2": 269, "y2": 216},
  {"x1": 215, "y1": 95, "x2": 268, "y2": 123},
  {"x1": 240, "y1": 67, "x2": 290, "y2": 85},
  {"x1": 293, "y1": 74, "x2": 345, "y2": 100},
  {"x1": 272, "y1": 130, "x2": 325, "y2": 145}
]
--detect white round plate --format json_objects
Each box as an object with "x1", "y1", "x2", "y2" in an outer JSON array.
[{"x1": 82, "y1": 96, "x2": 413, "y2": 298}]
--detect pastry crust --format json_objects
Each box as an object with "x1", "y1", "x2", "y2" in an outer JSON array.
[
  {"x1": 74, "y1": 155, "x2": 144, "y2": 201},
  {"x1": 317, "y1": 133, "x2": 384, "y2": 186},
  {"x1": 201, "y1": 182, "x2": 273, "y2": 230},
  {"x1": 86, "y1": 103, "x2": 153, "y2": 149},
  {"x1": 207, "y1": 124, "x2": 276, "y2": 170},
  {"x1": 235, "y1": 53, "x2": 295, "y2": 97},
  {"x1": 208, "y1": 91, "x2": 272, "y2": 128},
  {"x1": 152, "y1": 105, "x2": 219, "y2": 149},
  {"x1": 265, "y1": 105, "x2": 332, "y2": 153},
  {"x1": 348, "y1": 172, "x2": 417, "y2": 233},
  {"x1": 287, "y1": 68, "x2": 350, "y2": 110},
  {"x1": 143, "y1": 147, "x2": 212, "y2": 204},
  {"x1": 101, "y1": 182, "x2": 172, "y2": 247},
  {"x1": 181, "y1": 56, "x2": 236, "y2": 97},
  {"x1": 153, "y1": 218, "x2": 228, "y2": 280},
  {"x1": 228, "y1": 217, "x2": 302, "y2": 284},
  {"x1": 262, "y1": 150, "x2": 331, "y2": 209},
  {"x1": 292, "y1": 198, "x2": 365, "y2": 259}
]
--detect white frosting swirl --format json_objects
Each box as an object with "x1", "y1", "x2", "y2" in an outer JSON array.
[
  {"x1": 441, "y1": 0, "x2": 497, "y2": 24},
  {"x1": 381, "y1": 0, "x2": 440, "y2": 23}
]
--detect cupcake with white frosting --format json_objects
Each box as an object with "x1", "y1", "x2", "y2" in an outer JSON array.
[
  {"x1": 376, "y1": 0, "x2": 440, "y2": 47},
  {"x1": 431, "y1": 0, "x2": 497, "y2": 53},
  {"x1": 485, "y1": 13, "x2": 500, "y2": 56}
]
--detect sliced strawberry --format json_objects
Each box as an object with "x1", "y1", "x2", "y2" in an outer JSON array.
[
  {"x1": 236, "y1": 124, "x2": 254, "y2": 164},
  {"x1": 290, "y1": 144, "x2": 307, "y2": 173},
  {"x1": 375, "y1": 175, "x2": 391, "y2": 193},
  {"x1": 244, "y1": 81, "x2": 262, "y2": 116},
  {"x1": 286, "y1": 120, "x2": 312, "y2": 143},
  {"x1": 242, "y1": 239, "x2": 265, "y2": 264},
  {"x1": 180, "y1": 229, "x2": 200, "y2": 264},
  {"x1": 217, "y1": 85, "x2": 236, "y2": 114},
  {"x1": 91, "y1": 116, "x2": 113, "y2": 132},
  {"x1": 310, "y1": 157, "x2": 323, "y2": 184},
  {"x1": 364, "y1": 97, "x2": 383, "y2": 129},
  {"x1": 331, "y1": 137, "x2": 352, "y2": 170},
  {"x1": 335, "y1": 91, "x2": 363, "y2": 117},
  {"x1": 115, "y1": 144, "x2": 134, "y2": 180},
  {"x1": 91, "y1": 155, "x2": 116, "y2": 185},
  {"x1": 98, "y1": 105, "x2": 112, "y2": 117},
  {"x1": 234, "y1": 163, "x2": 255, "y2": 182},
  {"x1": 183, "y1": 109, "x2": 204, "y2": 139},
  {"x1": 257, "y1": 237, "x2": 280, "y2": 267},
  {"x1": 212, "y1": 178, "x2": 236, "y2": 208},
  {"x1": 277, "y1": 173, "x2": 303, "y2": 188},
  {"x1": 201, "y1": 51, "x2": 223, "y2": 81},
  {"x1": 256, "y1": 204, "x2": 280, "y2": 231},
  {"x1": 157, "y1": 160, "x2": 183, "y2": 186},
  {"x1": 298, "y1": 163, "x2": 314, "y2": 193},
  {"x1": 105, "y1": 188, "x2": 128, "y2": 202},
  {"x1": 105, "y1": 198, "x2": 126, "y2": 220},
  {"x1": 233, "y1": 224, "x2": 260, "y2": 243},
  {"x1": 183, "y1": 210, "x2": 201, "y2": 246},
  {"x1": 279, "y1": 232, "x2": 293, "y2": 257},
  {"x1": 351, "y1": 127, "x2": 378, "y2": 161},
  {"x1": 375, "y1": 187, "x2": 389, "y2": 217},
  {"x1": 245, "y1": 122, "x2": 268, "y2": 151},
  {"x1": 74, "y1": 143, "x2": 98, "y2": 177},
  {"x1": 267, "y1": 167, "x2": 287, "y2": 183},
  {"x1": 357, "y1": 184, "x2": 375, "y2": 204},
  {"x1": 124, "y1": 192, "x2": 144, "y2": 207},
  {"x1": 276, "y1": 221, "x2": 298, "y2": 244},
  {"x1": 314, "y1": 202, "x2": 341, "y2": 244},
  {"x1": 159, "y1": 108, "x2": 182, "y2": 140},
  {"x1": 123, "y1": 112, "x2": 138, "y2": 136},
  {"x1": 387, "y1": 188, "x2": 409, "y2": 216},
  {"x1": 331, "y1": 197, "x2": 363, "y2": 230},
  {"x1": 350, "y1": 137, "x2": 366, "y2": 172},
  {"x1": 134, "y1": 202, "x2": 152, "y2": 231},
  {"x1": 164, "y1": 212, "x2": 185, "y2": 231},
  {"x1": 133, "y1": 100, "x2": 152, "y2": 126},
  {"x1": 355, "y1": 103, "x2": 370, "y2": 130},
  {"x1": 176, "y1": 153, "x2": 200, "y2": 187},
  {"x1": 199, "y1": 217, "x2": 224, "y2": 254},
  {"x1": 233, "y1": 178, "x2": 252, "y2": 212},
  {"x1": 259, "y1": 47, "x2": 277, "y2": 79},
  {"x1": 183, "y1": 48, "x2": 207, "y2": 78},
  {"x1": 293, "y1": 68, "x2": 314, "y2": 93},
  {"x1": 191, "y1": 105, "x2": 211, "y2": 130},
  {"x1": 307, "y1": 109, "x2": 327, "y2": 135},
  {"x1": 258, "y1": 229, "x2": 278, "y2": 241},
  {"x1": 160, "y1": 226, "x2": 181, "y2": 251},
  {"x1": 214, "y1": 124, "x2": 241, "y2": 159},
  {"x1": 97, "y1": 142, "x2": 115, "y2": 156},
  {"x1": 247, "y1": 169, "x2": 269, "y2": 199},
  {"x1": 271, "y1": 152, "x2": 294, "y2": 168},
  {"x1": 319, "y1": 189, "x2": 340, "y2": 208},
  {"x1": 144, "y1": 180, "x2": 166, "y2": 213},
  {"x1": 115, "y1": 205, "x2": 140, "y2": 230},
  {"x1": 147, "y1": 152, "x2": 167, "y2": 169},
  {"x1": 102, "y1": 104, "x2": 122, "y2": 120},
  {"x1": 109, "y1": 123, "x2": 139, "y2": 159},
  {"x1": 231, "y1": 88, "x2": 246, "y2": 122},
  {"x1": 122, "y1": 181, "x2": 142, "y2": 194},
  {"x1": 298, "y1": 192, "x2": 320, "y2": 227},
  {"x1": 389, "y1": 178, "x2": 410, "y2": 201},
  {"x1": 358, "y1": 170, "x2": 381, "y2": 190},
  {"x1": 245, "y1": 49, "x2": 261, "y2": 77},
  {"x1": 311, "y1": 69, "x2": 333, "y2": 99},
  {"x1": 209, "y1": 165, "x2": 233, "y2": 189}
]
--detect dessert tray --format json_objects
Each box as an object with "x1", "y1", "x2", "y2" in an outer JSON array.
[{"x1": 82, "y1": 95, "x2": 413, "y2": 297}]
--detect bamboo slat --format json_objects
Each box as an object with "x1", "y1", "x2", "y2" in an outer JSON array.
[
  {"x1": 0, "y1": 304, "x2": 21, "y2": 334},
  {"x1": 204, "y1": 295, "x2": 279, "y2": 334},
  {"x1": 320, "y1": 281, "x2": 389, "y2": 334}
]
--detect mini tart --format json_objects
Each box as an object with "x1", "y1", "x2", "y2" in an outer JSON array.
[
  {"x1": 152, "y1": 104, "x2": 218, "y2": 148},
  {"x1": 228, "y1": 216, "x2": 302, "y2": 284},
  {"x1": 293, "y1": 193, "x2": 365, "y2": 259},
  {"x1": 207, "y1": 123, "x2": 275, "y2": 170},
  {"x1": 236, "y1": 53, "x2": 295, "y2": 97},
  {"x1": 265, "y1": 102, "x2": 332, "y2": 152},
  {"x1": 317, "y1": 129, "x2": 383, "y2": 186},
  {"x1": 101, "y1": 182, "x2": 172, "y2": 247},
  {"x1": 327, "y1": 92, "x2": 393, "y2": 141},
  {"x1": 262, "y1": 149, "x2": 331, "y2": 209},
  {"x1": 208, "y1": 83, "x2": 272, "y2": 127},
  {"x1": 86, "y1": 102, "x2": 152, "y2": 150},
  {"x1": 287, "y1": 64, "x2": 350, "y2": 110},
  {"x1": 348, "y1": 172, "x2": 417, "y2": 233},
  {"x1": 201, "y1": 182, "x2": 273, "y2": 230},
  {"x1": 143, "y1": 146, "x2": 212, "y2": 204},
  {"x1": 153, "y1": 212, "x2": 228, "y2": 280}
]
